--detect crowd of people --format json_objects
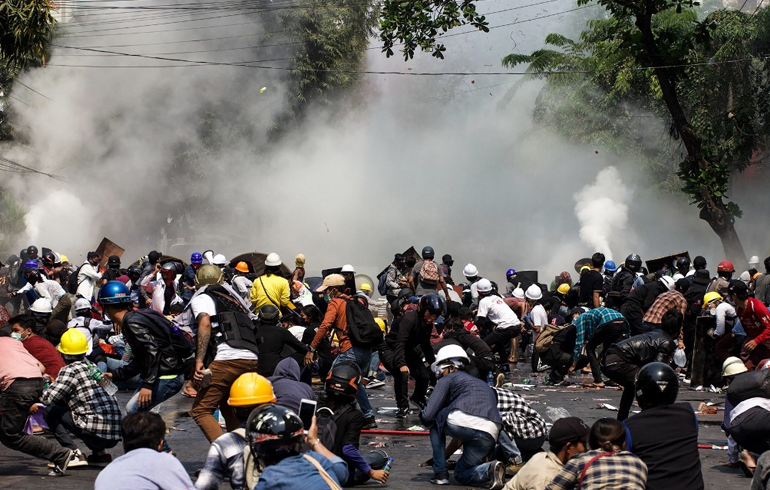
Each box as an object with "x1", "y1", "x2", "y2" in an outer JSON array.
[{"x1": 1, "y1": 244, "x2": 770, "y2": 489}]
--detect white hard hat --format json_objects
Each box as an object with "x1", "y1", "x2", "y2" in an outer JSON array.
[
  {"x1": 213, "y1": 254, "x2": 227, "y2": 266},
  {"x1": 463, "y1": 264, "x2": 478, "y2": 278},
  {"x1": 341, "y1": 264, "x2": 355, "y2": 273},
  {"x1": 265, "y1": 253, "x2": 281, "y2": 267},
  {"x1": 722, "y1": 356, "x2": 748, "y2": 377},
  {"x1": 476, "y1": 278, "x2": 493, "y2": 293},
  {"x1": 513, "y1": 287, "x2": 525, "y2": 299},
  {"x1": 53, "y1": 252, "x2": 62, "y2": 265},
  {"x1": 740, "y1": 271, "x2": 751, "y2": 283},
  {"x1": 74, "y1": 298, "x2": 92, "y2": 311},
  {"x1": 749, "y1": 255, "x2": 760, "y2": 267},
  {"x1": 525, "y1": 284, "x2": 542, "y2": 301},
  {"x1": 432, "y1": 344, "x2": 470, "y2": 369},
  {"x1": 659, "y1": 275, "x2": 675, "y2": 291},
  {"x1": 30, "y1": 298, "x2": 53, "y2": 314}
]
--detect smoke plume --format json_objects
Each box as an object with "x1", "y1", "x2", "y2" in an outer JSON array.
[{"x1": 573, "y1": 166, "x2": 629, "y2": 261}]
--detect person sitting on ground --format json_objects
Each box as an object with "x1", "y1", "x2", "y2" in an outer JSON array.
[
  {"x1": 720, "y1": 357, "x2": 749, "y2": 471},
  {"x1": 504, "y1": 416, "x2": 589, "y2": 490},
  {"x1": 248, "y1": 404, "x2": 348, "y2": 490},
  {"x1": 95, "y1": 412, "x2": 195, "y2": 490},
  {"x1": 624, "y1": 362, "x2": 704, "y2": 490},
  {"x1": 42, "y1": 329, "x2": 122, "y2": 468},
  {"x1": 546, "y1": 418, "x2": 647, "y2": 490},
  {"x1": 195, "y1": 373, "x2": 277, "y2": 490},
  {"x1": 267, "y1": 357, "x2": 315, "y2": 414},
  {"x1": 9, "y1": 314, "x2": 65, "y2": 379}
]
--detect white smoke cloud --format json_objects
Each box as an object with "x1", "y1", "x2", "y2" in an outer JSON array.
[{"x1": 573, "y1": 166, "x2": 629, "y2": 261}]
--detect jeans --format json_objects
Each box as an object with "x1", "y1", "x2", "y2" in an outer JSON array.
[
  {"x1": 497, "y1": 430, "x2": 545, "y2": 463},
  {"x1": 430, "y1": 422, "x2": 496, "y2": 485},
  {"x1": 126, "y1": 374, "x2": 184, "y2": 414},
  {"x1": 44, "y1": 405, "x2": 119, "y2": 453},
  {"x1": 349, "y1": 450, "x2": 389, "y2": 485},
  {"x1": 105, "y1": 358, "x2": 141, "y2": 391},
  {"x1": 0, "y1": 378, "x2": 70, "y2": 466},
  {"x1": 379, "y1": 347, "x2": 431, "y2": 410},
  {"x1": 333, "y1": 346, "x2": 374, "y2": 418},
  {"x1": 191, "y1": 359, "x2": 258, "y2": 442}
]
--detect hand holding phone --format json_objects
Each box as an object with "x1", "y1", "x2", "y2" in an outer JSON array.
[{"x1": 298, "y1": 399, "x2": 317, "y2": 431}]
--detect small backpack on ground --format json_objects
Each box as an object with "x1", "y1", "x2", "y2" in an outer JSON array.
[
  {"x1": 419, "y1": 260, "x2": 440, "y2": 285},
  {"x1": 344, "y1": 298, "x2": 384, "y2": 348},
  {"x1": 727, "y1": 369, "x2": 770, "y2": 406},
  {"x1": 67, "y1": 265, "x2": 84, "y2": 294}
]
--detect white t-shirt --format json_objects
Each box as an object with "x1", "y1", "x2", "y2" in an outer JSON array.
[
  {"x1": 477, "y1": 296, "x2": 520, "y2": 330},
  {"x1": 713, "y1": 302, "x2": 738, "y2": 337},
  {"x1": 288, "y1": 326, "x2": 307, "y2": 342},
  {"x1": 530, "y1": 304, "x2": 548, "y2": 328},
  {"x1": 447, "y1": 409, "x2": 500, "y2": 439},
  {"x1": 190, "y1": 294, "x2": 257, "y2": 362},
  {"x1": 232, "y1": 276, "x2": 254, "y2": 301}
]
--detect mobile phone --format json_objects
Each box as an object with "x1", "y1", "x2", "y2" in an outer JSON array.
[{"x1": 298, "y1": 399, "x2": 317, "y2": 431}]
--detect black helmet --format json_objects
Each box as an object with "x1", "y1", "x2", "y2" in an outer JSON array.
[
  {"x1": 422, "y1": 246, "x2": 435, "y2": 260},
  {"x1": 635, "y1": 362, "x2": 678, "y2": 409},
  {"x1": 25, "y1": 269, "x2": 42, "y2": 284},
  {"x1": 625, "y1": 254, "x2": 642, "y2": 273},
  {"x1": 325, "y1": 361, "x2": 361, "y2": 398},
  {"x1": 42, "y1": 251, "x2": 56, "y2": 267},
  {"x1": 442, "y1": 254, "x2": 453, "y2": 265},
  {"x1": 675, "y1": 256, "x2": 690, "y2": 271},
  {"x1": 260, "y1": 304, "x2": 280, "y2": 322},
  {"x1": 397, "y1": 288, "x2": 415, "y2": 300},
  {"x1": 161, "y1": 261, "x2": 182, "y2": 275},
  {"x1": 27, "y1": 245, "x2": 38, "y2": 257},
  {"x1": 107, "y1": 255, "x2": 121, "y2": 268},
  {"x1": 419, "y1": 293, "x2": 447, "y2": 317},
  {"x1": 127, "y1": 264, "x2": 142, "y2": 279},
  {"x1": 247, "y1": 404, "x2": 303, "y2": 469}
]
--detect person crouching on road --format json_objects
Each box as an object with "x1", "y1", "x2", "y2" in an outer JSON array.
[{"x1": 420, "y1": 344, "x2": 506, "y2": 489}]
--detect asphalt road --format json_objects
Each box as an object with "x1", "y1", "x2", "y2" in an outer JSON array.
[{"x1": 0, "y1": 364, "x2": 750, "y2": 489}]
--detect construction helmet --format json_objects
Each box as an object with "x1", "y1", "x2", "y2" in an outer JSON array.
[
  {"x1": 635, "y1": 362, "x2": 678, "y2": 409},
  {"x1": 265, "y1": 253, "x2": 281, "y2": 267},
  {"x1": 30, "y1": 298, "x2": 53, "y2": 314},
  {"x1": 758, "y1": 359, "x2": 770, "y2": 371},
  {"x1": 580, "y1": 266, "x2": 590, "y2": 275},
  {"x1": 260, "y1": 304, "x2": 280, "y2": 322},
  {"x1": 58, "y1": 329, "x2": 89, "y2": 356},
  {"x1": 718, "y1": 260, "x2": 735, "y2": 273},
  {"x1": 625, "y1": 254, "x2": 642, "y2": 273},
  {"x1": 476, "y1": 278, "x2": 493, "y2": 294},
  {"x1": 360, "y1": 283, "x2": 372, "y2": 293},
  {"x1": 513, "y1": 287, "x2": 525, "y2": 299},
  {"x1": 722, "y1": 356, "x2": 748, "y2": 377},
  {"x1": 107, "y1": 255, "x2": 121, "y2": 268},
  {"x1": 60, "y1": 254, "x2": 69, "y2": 263},
  {"x1": 325, "y1": 361, "x2": 362, "y2": 399},
  {"x1": 703, "y1": 292, "x2": 722, "y2": 306},
  {"x1": 374, "y1": 318, "x2": 386, "y2": 332},
  {"x1": 74, "y1": 298, "x2": 92, "y2": 313},
  {"x1": 659, "y1": 276, "x2": 675, "y2": 291},
  {"x1": 98, "y1": 281, "x2": 132, "y2": 306},
  {"x1": 341, "y1": 264, "x2": 355, "y2": 273},
  {"x1": 557, "y1": 283, "x2": 570, "y2": 295},
  {"x1": 432, "y1": 344, "x2": 470, "y2": 376},
  {"x1": 235, "y1": 261, "x2": 250, "y2": 273},
  {"x1": 190, "y1": 252, "x2": 203, "y2": 264},
  {"x1": 421, "y1": 246, "x2": 435, "y2": 260},
  {"x1": 419, "y1": 294, "x2": 447, "y2": 318},
  {"x1": 23, "y1": 259, "x2": 39, "y2": 270},
  {"x1": 247, "y1": 405, "x2": 304, "y2": 469},
  {"x1": 462, "y1": 264, "x2": 478, "y2": 278},
  {"x1": 603, "y1": 260, "x2": 617, "y2": 273},
  {"x1": 525, "y1": 284, "x2": 543, "y2": 301},
  {"x1": 213, "y1": 254, "x2": 227, "y2": 266},
  {"x1": 228, "y1": 373, "x2": 277, "y2": 406},
  {"x1": 505, "y1": 268, "x2": 517, "y2": 280},
  {"x1": 195, "y1": 264, "x2": 223, "y2": 288},
  {"x1": 42, "y1": 251, "x2": 56, "y2": 267},
  {"x1": 749, "y1": 255, "x2": 760, "y2": 267}
]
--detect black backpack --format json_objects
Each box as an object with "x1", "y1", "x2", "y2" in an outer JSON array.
[
  {"x1": 344, "y1": 297, "x2": 383, "y2": 348},
  {"x1": 67, "y1": 265, "x2": 84, "y2": 294},
  {"x1": 317, "y1": 404, "x2": 353, "y2": 454},
  {"x1": 727, "y1": 369, "x2": 770, "y2": 406}
]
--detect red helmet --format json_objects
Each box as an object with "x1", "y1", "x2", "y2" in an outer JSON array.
[
  {"x1": 758, "y1": 359, "x2": 770, "y2": 370},
  {"x1": 717, "y1": 260, "x2": 735, "y2": 273}
]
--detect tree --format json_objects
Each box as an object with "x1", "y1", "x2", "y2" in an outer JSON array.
[{"x1": 0, "y1": 0, "x2": 55, "y2": 69}]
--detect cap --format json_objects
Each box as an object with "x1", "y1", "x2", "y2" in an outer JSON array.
[
  {"x1": 548, "y1": 417, "x2": 590, "y2": 448},
  {"x1": 317, "y1": 274, "x2": 345, "y2": 292},
  {"x1": 728, "y1": 280, "x2": 748, "y2": 295}
]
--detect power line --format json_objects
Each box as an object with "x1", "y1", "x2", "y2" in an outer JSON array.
[
  {"x1": 0, "y1": 155, "x2": 66, "y2": 181},
  {"x1": 13, "y1": 81, "x2": 54, "y2": 101}
]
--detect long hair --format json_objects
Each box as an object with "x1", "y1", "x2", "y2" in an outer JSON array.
[{"x1": 588, "y1": 418, "x2": 626, "y2": 452}]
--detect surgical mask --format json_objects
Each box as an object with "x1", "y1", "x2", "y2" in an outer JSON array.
[
  {"x1": 323, "y1": 293, "x2": 331, "y2": 303},
  {"x1": 10, "y1": 332, "x2": 22, "y2": 341},
  {"x1": 709, "y1": 307, "x2": 717, "y2": 316}
]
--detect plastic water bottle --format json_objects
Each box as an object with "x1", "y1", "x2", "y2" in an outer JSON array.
[
  {"x1": 487, "y1": 371, "x2": 494, "y2": 387},
  {"x1": 382, "y1": 457, "x2": 394, "y2": 474},
  {"x1": 88, "y1": 365, "x2": 119, "y2": 396}
]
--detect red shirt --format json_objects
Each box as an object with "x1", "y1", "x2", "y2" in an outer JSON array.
[
  {"x1": 22, "y1": 335, "x2": 65, "y2": 379},
  {"x1": 737, "y1": 297, "x2": 770, "y2": 344}
]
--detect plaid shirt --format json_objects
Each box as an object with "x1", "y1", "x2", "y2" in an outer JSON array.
[
  {"x1": 573, "y1": 308, "x2": 624, "y2": 360},
  {"x1": 642, "y1": 290, "x2": 687, "y2": 324},
  {"x1": 196, "y1": 431, "x2": 250, "y2": 490},
  {"x1": 492, "y1": 387, "x2": 547, "y2": 440},
  {"x1": 41, "y1": 361, "x2": 122, "y2": 441},
  {"x1": 546, "y1": 450, "x2": 647, "y2": 490}
]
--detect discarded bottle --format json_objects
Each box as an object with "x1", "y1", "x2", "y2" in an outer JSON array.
[
  {"x1": 88, "y1": 365, "x2": 119, "y2": 396},
  {"x1": 487, "y1": 371, "x2": 494, "y2": 387},
  {"x1": 545, "y1": 406, "x2": 571, "y2": 422},
  {"x1": 382, "y1": 457, "x2": 394, "y2": 473},
  {"x1": 673, "y1": 348, "x2": 686, "y2": 367}
]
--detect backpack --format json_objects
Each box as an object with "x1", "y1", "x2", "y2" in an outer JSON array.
[
  {"x1": 343, "y1": 298, "x2": 383, "y2": 348},
  {"x1": 535, "y1": 322, "x2": 571, "y2": 353},
  {"x1": 317, "y1": 404, "x2": 353, "y2": 454},
  {"x1": 727, "y1": 369, "x2": 770, "y2": 406},
  {"x1": 419, "y1": 260, "x2": 440, "y2": 285},
  {"x1": 130, "y1": 309, "x2": 196, "y2": 376},
  {"x1": 377, "y1": 265, "x2": 394, "y2": 296},
  {"x1": 67, "y1": 265, "x2": 84, "y2": 294}
]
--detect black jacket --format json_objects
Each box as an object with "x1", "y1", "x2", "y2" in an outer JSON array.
[
  {"x1": 608, "y1": 329, "x2": 676, "y2": 366},
  {"x1": 606, "y1": 268, "x2": 637, "y2": 308},
  {"x1": 113, "y1": 310, "x2": 187, "y2": 389},
  {"x1": 441, "y1": 328, "x2": 494, "y2": 359},
  {"x1": 621, "y1": 281, "x2": 668, "y2": 314},
  {"x1": 385, "y1": 310, "x2": 435, "y2": 368},
  {"x1": 256, "y1": 322, "x2": 309, "y2": 377}
]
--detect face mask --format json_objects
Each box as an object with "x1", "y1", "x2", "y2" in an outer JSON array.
[
  {"x1": 10, "y1": 332, "x2": 22, "y2": 341},
  {"x1": 709, "y1": 307, "x2": 717, "y2": 316}
]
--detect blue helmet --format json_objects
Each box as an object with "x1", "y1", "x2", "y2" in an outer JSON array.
[
  {"x1": 98, "y1": 281, "x2": 132, "y2": 306},
  {"x1": 190, "y1": 252, "x2": 203, "y2": 264},
  {"x1": 23, "y1": 259, "x2": 39, "y2": 269},
  {"x1": 419, "y1": 293, "x2": 447, "y2": 317},
  {"x1": 506, "y1": 268, "x2": 517, "y2": 280},
  {"x1": 604, "y1": 260, "x2": 617, "y2": 273}
]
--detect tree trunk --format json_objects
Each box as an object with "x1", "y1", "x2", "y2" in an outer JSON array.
[{"x1": 634, "y1": 12, "x2": 747, "y2": 264}]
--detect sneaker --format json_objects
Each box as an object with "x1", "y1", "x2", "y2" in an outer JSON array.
[
  {"x1": 487, "y1": 460, "x2": 505, "y2": 490},
  {"x1": 49, "y1": 448, "x2": 87, "y2": 469},
  {"x1": 395, "y1": 407, "x2": 410, "y2": 419},
  {"x1": 505, "y1": 462, "x2": 525, "y2": 476},
  {"x1": 430, "y1": 471, "x2": 450, "y2": 485},
  {"x1": 409, "y1": 396, "x2": 426, "y2": 410},
  {"x1": 367, "y1": 379, "x2": 386, "y2": 389},
  {"x1": 495, "y1": 373, "x2": 505, "y2": 387},
  {"x1": 87, "y1": 452, "x2": 113, "y2": 467},
  {"x1": 48, "y1": 449, "x2": 74, "y2": 477},
  {"x1": 362, "y1": 415, "x2": 377, "y2": 430}
]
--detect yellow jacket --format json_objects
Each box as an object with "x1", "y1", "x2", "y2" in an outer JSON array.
[{"x1": 250, "y1": 273, "x2": 295, "y2": 311}]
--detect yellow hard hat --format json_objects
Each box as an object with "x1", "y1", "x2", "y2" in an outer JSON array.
[
  {"x1": 58, "y1": 329, "x2": 89, "y2": 356},
  {"x1": 375, "y1": 317, "x2": 386, "y2": 333},
  {"x1": 557, "y1": 284, "x2": 570, "y2": 295},
  {"x1": 228, "y1": 372, "x2": 277, "y2": 407},
  {"x1": 235, "y1": 261, "x2": 249, "y2": 273},
  {"x1": 580, "y1": 266, "x2": 590, "y2": 275},
  {"x1": 361, "y1": 283, "x2": 372, "y2": 293},
  {"x1": 703, "y1": 292, "x2": 722, "y2": 306},
  {"x1": 60, "y1": 254, "x2": 69, "y2": 263}
]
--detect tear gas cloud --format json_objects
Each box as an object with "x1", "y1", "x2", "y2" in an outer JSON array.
[{"x1": 5, "y1": 0, "x2": 770, "y2": 287}]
